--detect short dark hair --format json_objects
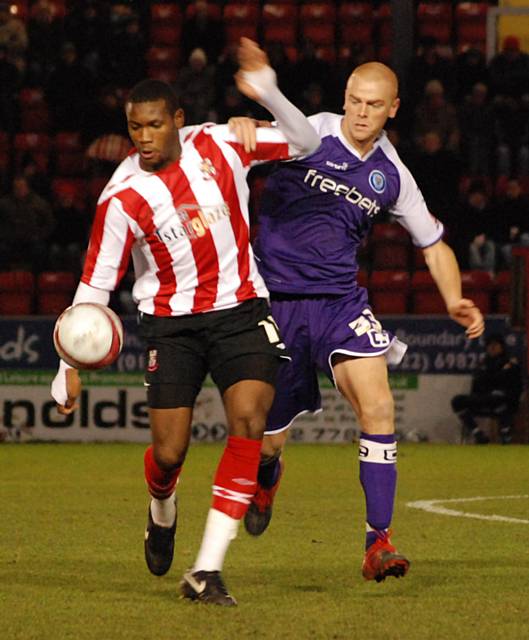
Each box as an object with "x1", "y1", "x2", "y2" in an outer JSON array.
[{"x1": 127, "y1": 79, "x2": 180, "y2": 114}]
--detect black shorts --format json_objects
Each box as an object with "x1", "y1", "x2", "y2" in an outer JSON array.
[{"x1": 138, "y1": 298, "x2": 289, "y2": 409}]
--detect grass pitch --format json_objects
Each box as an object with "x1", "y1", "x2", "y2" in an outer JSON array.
[{"x1": 1, "y1": 442, "x2": 528, "y2": 640}]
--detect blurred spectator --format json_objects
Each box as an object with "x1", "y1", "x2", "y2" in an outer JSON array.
[
  {"x1": 455, "y1": 47, "x2": 489, "y2": 102},
  {"x1": 0, "y1": 175, "x2": 55, "y2": 271},
  {"x1": 468, "y1": 231, "x2": 496, "y2": 275},
  {"x1": 0, "y1": 43, "x2": 20, "y2": 133},
  {"x1": 63, "y1": 0, "x2": 108, "y2": 77},
  {"x1": 493, "y1": 94, "x2": 529, "y2": 177},
  {"x1": 407, "y1": 130, "x2": 460, "y2": 223},
  {"x1": 103, "y1": 2, "x2": 145, "y2": 87},
  {"x1": 300, "y1": 82, "x2": 332, "y2": 116},
  {"x1": 215, "y1": 42, "x2": 238, "y2": 95},
  {"x1": 48, "y1": 183, "x2": 89, "y2": 272},
  {"x1": 46, "y1": 41, "x2": 95, "y2": 131},
  {"x1": 174, "y1": 48, "x2": 216, "y2": 124},
  {"x1": 216, "y1": 84, "x2": 258, "y2": 123},
  {"x1": 26, "y1": 0, "x2": 63, "y2": 86},
  {"x1": 0, "y1": 1, "x2": 27, "y2": 73},
  {"x1": 408, "y1": 37, "x2": 455, "y2": 103},
  {"x1": 182, "y1": 0, "x2": 225, "y2": 65},
  {"x1": 489, "y1": 36, "x2": 529, "y2": 100},
  {"x1": 497, "y1": 178, "x2": 529, "y2": 267},
  {"x1": 82, "y1": 84, "x2": 128, "y2": 147},
  {"x1": 452, "y1": 181, "x2": 496, "y2": 268},
  {"x1": 266, "y1": 42, "x2": 296, "y2": 102},
  {"x1": 292, "y1": 39, "x2": 333, "y2": 106},
  {"x1": 413, "y1": 79, "x2": 460, "y2": 152},
  {"x1": 458, "y1": 82, "x2": 495, "y2": 176},
  {"x1": 451, "y1": 333, "x2": 523, "y2": 444}
]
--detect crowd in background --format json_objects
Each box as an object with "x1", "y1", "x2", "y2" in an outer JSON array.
[{"x1": 0, "y1": 0, "x2": 528, "y2": 286}]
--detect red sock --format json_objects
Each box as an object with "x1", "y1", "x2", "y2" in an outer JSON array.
[
  {"x1": 144, "y1": 445, "x2": 182, "y2": 499},
  {"x1": 212, "y1": 435, "x2": 262, "y2": 519}
]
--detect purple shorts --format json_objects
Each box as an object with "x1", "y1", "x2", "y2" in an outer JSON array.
[{"x1": 266, "y1": 289, "x2": 407, "y2": 433}]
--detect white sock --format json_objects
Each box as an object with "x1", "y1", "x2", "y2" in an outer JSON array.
[
  {"x1": 193, "y1": 508, "x2": 239, "y2": 572},
  {"x1": 150, "y1": 492, "x2": 176, "y2": 527}
]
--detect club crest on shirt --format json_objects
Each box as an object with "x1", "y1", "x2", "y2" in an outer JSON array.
[
  {"x1": 369, "y1": 169, "x2": 386, "y2": 194},
  {"x1": 200, "y1": 158, "x2": 217, "y2": 180},
  {"x1": 147, "y1": 349, "x2": 158, "y2": 372}
]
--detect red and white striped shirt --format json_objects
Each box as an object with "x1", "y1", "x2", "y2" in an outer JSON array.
[{"x1": 81, "y1": 123, "x2": 293, "y2": 316}]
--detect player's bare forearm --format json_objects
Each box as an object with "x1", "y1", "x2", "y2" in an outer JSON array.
[
  {"x1": 423, "y1": 240, "x2": 484, "y2": 338},
  {"x1": 228, "y1": 117, "x2": 272, "y2": 152}
]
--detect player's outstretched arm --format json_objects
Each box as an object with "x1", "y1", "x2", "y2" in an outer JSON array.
[
  {"x1": 51, "y1": 281, "x2": 111, "y2": 412},
  {"x1": 422, "y1": 240, "x2": 485, "y2": 339},
  {"x1": 234, "y1": 37, "x2": 320, "y2": 156}
]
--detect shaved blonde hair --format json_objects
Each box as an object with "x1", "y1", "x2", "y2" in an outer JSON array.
[{"x1": 347, "y1": 62, "x2": 399, "y2": 100}]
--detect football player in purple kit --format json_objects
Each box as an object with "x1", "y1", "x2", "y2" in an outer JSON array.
[{"x1": 235, "y1": 62, "x2": 485, "y2": 582}]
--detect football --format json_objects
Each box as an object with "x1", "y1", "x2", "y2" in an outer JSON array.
[{"x1": 53, "y1": 303, "x2": 124, "y2": 370}]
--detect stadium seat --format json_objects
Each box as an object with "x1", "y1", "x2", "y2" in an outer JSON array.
[
  {"x1": 494, "y1": 271, "x2": 511, "y2": 314},
  {"x1": 262, "y1": 3, "x2": 298, "y2": 46},
  {"x1": 455, "y1": 3, "x2": 488, "y2": 51},
  {"x1": 370, "y1": 223, "x2": 411, "y2": 270},
  {"x1": 357, "y1": 269, "x2": 369, "y2": 288},
  {"x1": 338, "y1": 3, "x2": 373, "y2": 48},
  {"x1": 410, "y1": 271, "x2": 445, "y2": 314},
  {"x1": 19, "y1": 88, "x2": 50, "y2": 133},
  {"x1": 8, "y1": 1, "x2": 28, "y2": 20},
  {"x1": 0, "y1": 270, "x2": 35, "y2": 315},
  {"x1": 300, "y1": 3, "x2": 336, "y2": 46},
  {"x1": 29, "y1": 0, "x2": 65, "y2": 19},
  {"x1": 185, "y1": 2, "x2": 222, "y2": 21},
  {"x1": 146, "y1": 46, "x2": 180, "y2": 83},
  {"x1": 460, "y1": 270, "x2": 493, "y2": 314},
  {"x1": 0, "y1": 131, "x2": 10, "y2": 175},
  {"x1": 223, "y1": 3, "x2": 260, "y2": 44},
  {"x1": 370, "y1": 270, "x2": 410, "y2": 314},
  {"x1": 13, "y1": 133, "x2": 51, "y2": 174},
  {"x1": 37, "y1": 271, "x2": 77, "y2": 316},
  {"x1": 412, "y1": 246, "x2": 428, "y2": 271},
  {"x1": 376, "y1": 3, "x2": 392, "y2": 46},
  {"x1": 53, "y1": 131, "x2": 85, "y2": 177},
  {"x1": 51, "y1": 177, "x2": 88, "y2": 211},
  {"x1": 417, "y1": 3, "x2": 453, "y2": 45},
  {"x1": 149, "y1": 3, "x2": 182, "y2": 47}
]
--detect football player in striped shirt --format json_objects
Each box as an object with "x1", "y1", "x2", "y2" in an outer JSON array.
[
  {"x1": 238, "y1": 62, "x2": 484, "y2": 583},
  {"x1": 51, "y1": 38, "x2": 320, "y2": 606}
]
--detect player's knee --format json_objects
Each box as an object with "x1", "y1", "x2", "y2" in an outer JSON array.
[
  {"x1": 228, "y1": 408, "x2": 267, "y2": 440},
  {"x1": 359, "y1": 394, "x2": 393, "y2": 428},
  {"x1": 153, "y1": 443, "x2": 187, "y2": 471}
]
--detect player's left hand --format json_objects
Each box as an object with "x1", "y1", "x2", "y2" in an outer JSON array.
[
  {"x1": 228, "y1": 117, "x2": 272, "y2": 152},
  {"x1": 448, "y1": 298, "x2": 484, "y2": 339}
]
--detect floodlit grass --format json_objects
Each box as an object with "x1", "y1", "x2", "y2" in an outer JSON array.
[{"x1": 1, "y1": 443, "x2": 529, "y2": 640}]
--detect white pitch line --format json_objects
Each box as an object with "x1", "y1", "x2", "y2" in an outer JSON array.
[{"x1": 407, "y1": 495, "x2": 529, "y2": 524}]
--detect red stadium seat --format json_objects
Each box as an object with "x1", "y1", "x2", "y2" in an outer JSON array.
[
  {"x1": 412, "y1": 246, "x2": 428, "y2": 270},
  {"x1": 417, "y1": 3, "x2": 453, "y2": 45},
  {"x1": 370, "y1": 270, "x2": 410, "y2": 314},
  {"x1": 262, "y1": 3, "x2": 298, "y2": 45},
  {"x1": 19, "y1": 88, "x2": 50, "y2": 133},
  {"x1": 494, "y1": 271, "x2": 511, "y2": 314},
  {"x1": 29, "y1": 0, "x2": 65, "y2": 19},
  {"x1": 455, "y1": 3, "x2": 488, "y2": 51},
  {"x1": 185, "y1": 2, "x2": 222, "y2": 20},
  {"x1": 8, "y1": 1, "x2": 28, "y2": 20},
  {"x1": 370, "y1": 223, "x2": 411, "y2": 270},
  {"x1": 53, "y1": 131, "x2": 85, "y2": 177},
  {"x1": 0, "y1": 270, "x2": 35, "y2": 315},
  {"x1": 338, "y1": 3, "x2": 374, "y2": 47},
  {"x1": 51, "y1": 178, "x2": 88, "y2": 210},
  {"x1": 0, "y1": 131, "x2": 10, "y2": 175},
  {"x1": 410, "y1": 271, "x2": 445, "y2": 314},
  {"x1": 223, "y1": 3, "x2": 260, "y2": 44},
  {"x1": 14, "y1": 133, "x2": 51, "y2": 174},
  {"x1": 300, "y1": 3, "x2": 336, "y2": 46},
  {"x1": 357, "y1": 269, "x2": 369, "y2": 288},
  {"x1": 146, "y1": 46, "x2": 180, "y2": 83},
  {"x1": 376, "y1": 3, "x2": 392, "y2": 45},
  {"x1": 37, "y1": 271, "x2": 76, "y2": 316},
  {"x1": 460, "y1": 270, "x2": 493, "y2": 314},
  {"x1": 150, "y1": 3, "x2": 182, "y2": 23}
]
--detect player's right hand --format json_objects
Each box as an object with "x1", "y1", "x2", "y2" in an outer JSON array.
[
  {"x1": 52, "y1": 366, "x2": 81, "y2": 415},
  {"x1": 448, "y1": 298, "x2": 484, "y2": 339}
]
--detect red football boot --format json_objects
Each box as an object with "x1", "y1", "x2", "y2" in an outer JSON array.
[{"x1": 362, "y1": 530, "x2": 410, "y2": 582}]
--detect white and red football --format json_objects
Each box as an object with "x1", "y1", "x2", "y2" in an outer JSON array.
[{"x1": 53, "y1": 303, "x2": 124, "y2": 370}]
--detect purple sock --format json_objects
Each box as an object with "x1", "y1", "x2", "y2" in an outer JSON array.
[
  {"x1": 257, "y1": 456, "x2": 281, "y2": 489},
  {"x1": 359, "y1": 432, "x2": 397, "y2": 550}
]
